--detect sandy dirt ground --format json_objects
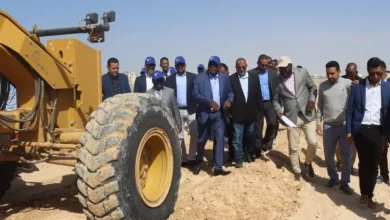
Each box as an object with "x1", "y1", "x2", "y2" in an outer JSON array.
[{"x1": 1, "y1": 78, "x2": 390, "y2": 220}]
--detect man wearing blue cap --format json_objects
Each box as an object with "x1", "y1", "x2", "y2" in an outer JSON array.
[
  {"x1": 165, "y1": 56, "x2": 197, "y2": 167},
  {"x1": 197, "y1": 64, "x2": 205, "y2": 74},
  {"x1": 102, "y1": 57, "x2": 131, "y2": 101},
  {"x1": 134, "y1": 56, "x2": 156, "y2": 93},
  {"x1": 140, "y1": 67, "x2": 145, "y2": 75},
  {"x1": 192, "y1": 56, "x2": 234, "y2": 176},
  {"x1": 147, "y1": 70, "x2": 182, "y2": 131}
]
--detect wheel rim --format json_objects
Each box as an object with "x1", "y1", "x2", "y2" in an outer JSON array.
[{"x1": 135, "y1": 127, "x2": 174, "y2": 208}]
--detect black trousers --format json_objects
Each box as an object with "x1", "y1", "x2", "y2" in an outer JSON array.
[
  {"x1": 379, "y1": 143, "x2": 389, "y2": 180},
  {"x1": 255, "y1": 101, "x2": 277, "y2": 150},
  {"x1": 354, "y1": 125, "x2": 382, "y2": 198}
]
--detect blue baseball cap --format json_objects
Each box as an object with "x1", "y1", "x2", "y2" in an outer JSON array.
[
  {"x1": 169, "y1": 66, "x2": 176, "y2": 73},
  {"x1": 141, "y1": 67, "x2": 145, "y2": 73},
  {"x1": 145, "y1": 56, "x2": 156, "y2": 65},
  {"x1": 175, "y1": 56, "x2": 186, "y2": 65},
  {"x1": 209, "y1": 56, "x2": 221, "y2": 65},
  {"x1": 197, "y1": 64, "x2": 205, "y2": 69},
  {"x1": 152, "y1": 70, "x2": 165, "y2": 80}
]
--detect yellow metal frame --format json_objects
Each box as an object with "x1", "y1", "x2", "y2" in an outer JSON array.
[
  {"x1": 0, "y1": 10, "x2": 102, "y2": 143},
  {"x1": 135, "y1": 127, "x2": 174, "y2": 208}
]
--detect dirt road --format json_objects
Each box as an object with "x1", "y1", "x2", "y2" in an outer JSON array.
[{"x1": 1, "y1": 124, "x2": 390, "y2": 220}]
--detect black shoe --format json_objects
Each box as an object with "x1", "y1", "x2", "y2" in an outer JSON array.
[
  {"x1": 213, "y1": 169, "x2": 231, "y2": 176},
  {"x1": 294, "y1": 173, "x2": 301, "y2": 181},
  {"x1": 255, "y1": 149, "x2": 262, "y2": 158},
  {"x1": 340, "y1": 184, "x2": 354, "y2": 195},
  {"x1": 325, "y1": 179, "x2": 340, "y2": 188},
  {"x1": 193, "y1": 163, "x2": 201, "y2": 175},
  {"x1": 264, "y1": 141, "x2": 273, "y2": 151},
  {"x1": 235, "y1": 162, "x2": 243, "y2": 168},
  {"x1": 304, "y1": 163, "x2": 315, "y2": 179},
  {"x1": 245, "y1": 154, "x2": 253, "y2": 163}
]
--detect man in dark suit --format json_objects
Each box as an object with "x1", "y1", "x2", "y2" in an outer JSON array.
[
  {"x1": 134, "y1": 56, "x2": 156, "y2": 93},
  {"x1": 346, "y1": 57, "x2": 390, "y2": 209},
  {"x1": 165, "y1": 56, "x2": 197, "y2": 166},
  {"x1": 102, "y1": 57, "x2": 131, "y2": 101},
  {"x1": 230, "y1": 58, "x2": 263, "y2": 168},
  {"x1": 192, "y1": 56, "x2": 234, "y2": 176},
  {"x1": 248, "y1": 54, "x2": 278, "y2": 156}
]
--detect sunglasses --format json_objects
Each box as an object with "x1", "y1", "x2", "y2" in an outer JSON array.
[{"x1": 369, "y1": 71, "x2": 382, "y2": 76}]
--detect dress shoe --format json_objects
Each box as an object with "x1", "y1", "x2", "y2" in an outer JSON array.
[
  {"x1": 192, "y1": 163, "x2": 201, "y2": 175},
  {"x1": 340, "y1": 184, "x2": 354, "y2": 195},
  {"x1": 304, "y1": 163, "x2": 315, "y2": 179},
  {"x1": 235, "y1": 162, "x2": 243, "y2": 168},
  {"x1": 325, "y1": 179, "x2": 340, "y2": 188},
  {"x1": 245, "y1": 154, "x2": 253, "y2": 163},
  {"x1": 367, "y1": 199, "x2": 377, "y2": 209},
  {"x1": 213, "y1": 169, "x2": 231, "y2": 176}
]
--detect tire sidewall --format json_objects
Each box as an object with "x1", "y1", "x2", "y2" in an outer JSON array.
[{"x1": 117, "y1": 106, "x2": 181, "y2": 220}]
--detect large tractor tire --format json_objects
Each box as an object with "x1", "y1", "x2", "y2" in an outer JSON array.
[
  {"x1": 0, "y1": 161, "x2": 18, "y2": 199},
  {"x1": 76, "y1": 94, "x2": 181, "y2": 220}
]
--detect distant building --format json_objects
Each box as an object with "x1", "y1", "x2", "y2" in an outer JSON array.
[{"x1": 124, "y1": 71, "x2": 136, "y2": 92}]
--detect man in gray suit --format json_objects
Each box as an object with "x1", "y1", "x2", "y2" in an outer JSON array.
[
  {"x1": 272, "y1": 56, "x2": 318, "y2": 181},
  {"x1": 147, "y1": 70, "x2": 182, "y2": 133}
]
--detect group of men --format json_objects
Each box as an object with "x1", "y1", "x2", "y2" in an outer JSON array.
[{"x1": 102, "y1": 54, "x2": 390, "y2": 209}]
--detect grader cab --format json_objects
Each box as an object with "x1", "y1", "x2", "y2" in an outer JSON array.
[{"x1": 0, "y1": 10, "x2": 181, "y2": 220}]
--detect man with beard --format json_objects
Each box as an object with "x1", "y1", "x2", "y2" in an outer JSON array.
[
  {"x1": 102, "y1": 57, "x2": 131, "y2": 101},
  {"x1": 272, "y1": 56, "x2": 318, "y2": 181},
  {"x1": 317, "y1": 61, "x2": 354, "y2": 194},
  {"x1": 165, "y1": 56, "x2": 197, "y2": 167},
  {"x1": 346, "y1": 57, "x2": 390, "y2": 208}
]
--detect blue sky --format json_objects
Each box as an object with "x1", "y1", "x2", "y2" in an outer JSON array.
[{"x1": 2, "y1": 0, "x2": 390, "y2": 75}]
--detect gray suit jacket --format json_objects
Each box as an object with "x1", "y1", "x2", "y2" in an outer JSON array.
[
  {"x1": 272, "y1": 67, "x2": 317, "y2": 124},
  {"x1": 147, "y1": 87, "x2": 182, "y2": 126}
]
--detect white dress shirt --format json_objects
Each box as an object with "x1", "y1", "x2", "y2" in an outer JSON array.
[
  {"x1": 146, "y1": 75, "x2": 153, "y2": 91},
  {"x1": 361, "y1": 80, "x2": 382, "y2": 125}
]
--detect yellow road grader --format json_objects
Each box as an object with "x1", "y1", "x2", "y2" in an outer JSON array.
[{"x1": 0, "y1": 10, "x2": 181, "y2": 220}]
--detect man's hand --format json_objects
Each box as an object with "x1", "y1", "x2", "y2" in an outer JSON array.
[
  {"x1": 223, "y1": 100, "x2": 232, "y2": 110},
  {"x1": 316, "y1": 124, "x2": 323, "y2": 136},
  {"x1": 306, "y1": 101, "x2": 315, "y2": 111},
  {"x1": 346, "y1": 133, "x2": 353, "y2": 145},
  {"x1": 177, "y1": 125, "x2": 182, "y2": 133},
  {"x1": 352, "y1": 80, "x2": 359, "y2": 84},
  {"x1": 210, "y1": 100, "x2": 220, "y2": 111}
]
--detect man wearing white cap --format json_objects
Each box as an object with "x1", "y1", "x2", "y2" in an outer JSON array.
[{"x1": 272, "y1": 56, "x2": 318, "y2": 181}]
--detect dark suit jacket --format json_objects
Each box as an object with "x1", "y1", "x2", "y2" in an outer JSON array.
[
  {"x1": 134, "y1": 74, "x2": 147, "y2": 93},
  {"x1": 102, "y1": 73, "x2": 131, "y2": 101},
  {"x1": 248, "y1": 67, "x2": 278, "y2": 100},
  {"x1": 192, "y1": 72, "x2": 234, "y2": 124},
  {"x1": 165, "y1": 71, "x2": 197, "y2": 114},
  {"x1": 346, "y1": 78, "x2": 390, "y2": 136},
  {"x1": 229, "y1": 72, "x2": 263, "y2": 123}
]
